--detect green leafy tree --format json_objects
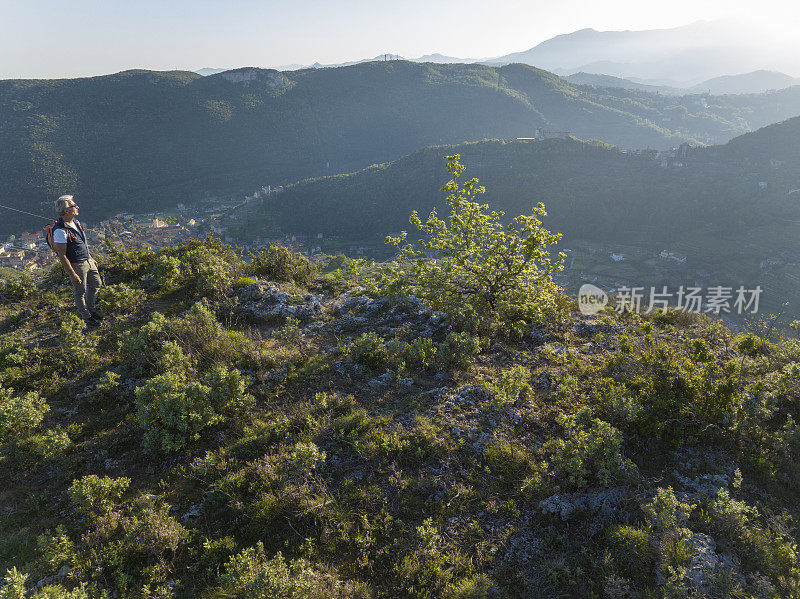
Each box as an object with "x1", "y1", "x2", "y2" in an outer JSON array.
[{"x1": 385, "y1": 154, "x2": 565, "y2": 327}]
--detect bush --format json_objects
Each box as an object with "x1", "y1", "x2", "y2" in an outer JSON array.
[
  {"x1": 402, "y1": 338, "x2": 438, "y2": 370},
  {"x1": 68, "y1": 475, "x2": 130, "y2": 516},
  {"x1": 180, "y1": 241, "x2": 241, "y2": 297},
  {"x1": 135, "y1": 371, "x2": 218, "y2": 453},
  {"x1": 542, "y1": 415, "x2": 634, "y2": 490},
  {"x1": 483, "y1": 365, "x2": 530, "y2": 406},
  {"x1": 383, "y1": 155, "x2": 565, "y2": 329},
  {"x1": 58, "y1": 314, "x2": 98, "y2": 368},
  {"x1": 348, "y1": 332, "x2": 388, "y2": 369},
  {"x1": 135, "y1": 365, "x2": 253, "y2": 453},
  {"x1": 30, "y1": 426, "x2": 72, "y2": 458},
  {"x1": 438, "y1": 332, "x2": 482, "y2": 370},
  {"x1": 152, "y1": 254, "x2": 183, "y2": 289},
  {"x1": 0, "y1": 274, "x2": 37, "y2": 301},
  {"x1": 735, "y1": 332, "x2": 764, "y2": 355},
  {"x1": 250, "y1": 243, "x2": 316, "y2": 286},
  {"x1": 0, "y1": 386, "x2": 49, "y2": 442},
  {"x1": 86, "y1": 370, "x2": 121, "y2": 404},
  {"x1": 232, "y1": 276, "x2": 257, "y2": 289},
  {"x1": 220, "y1": 542, "x2": 368, "y2": 598},
  {"x1": 96, "y1": 282, "x2": 145, "y2": 315},
  {"x1": 66, "y1": 483, "x2": 189, "y2": 593},
  {"x1": 0, "y1": 567, "x2": 88, "y2": 598},
  {"x1": 606, "y1": 525, "x2": 655, "y2": 586}
]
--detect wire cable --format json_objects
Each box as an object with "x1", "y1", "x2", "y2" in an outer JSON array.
[{"x1": 0, "y1": 202, "x2": 53, "y2": 221}]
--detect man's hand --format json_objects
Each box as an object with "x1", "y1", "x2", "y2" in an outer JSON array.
[{"x1": 70, "y1": 271, "x2": 82, "y2": 285}]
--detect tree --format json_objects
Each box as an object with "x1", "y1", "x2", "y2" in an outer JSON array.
[{"x1": 384, "y1": 154, "x2": 565, "y2": 329}]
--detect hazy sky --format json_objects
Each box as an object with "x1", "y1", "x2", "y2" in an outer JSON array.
[{"x1": 1, "y1": 0, "x2": 797, "y2": 79}]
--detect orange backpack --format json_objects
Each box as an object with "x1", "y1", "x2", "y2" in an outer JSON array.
[{"x1": 43, "y1": 219, "x2": 85, "y2": 255}]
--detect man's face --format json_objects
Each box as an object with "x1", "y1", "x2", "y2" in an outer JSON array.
[{"x1": 65, "y1": 200, "x2": 79, "y2": 217}]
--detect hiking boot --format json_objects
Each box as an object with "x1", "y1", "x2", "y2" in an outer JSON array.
[
  {"x1": 84, "y1": 316, "x2": 102, "y2": 328},
  {"x1": 90, "y1": 310, "x2": 104, "y2": 322}
]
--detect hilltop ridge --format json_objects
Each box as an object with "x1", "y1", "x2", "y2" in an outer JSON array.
[{"x1": 1, "y1": 235, "x2": 799, "y2": 597}]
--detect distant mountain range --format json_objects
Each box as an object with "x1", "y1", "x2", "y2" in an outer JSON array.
[
  {"x1": 566, "y1": 70, "x2": 800, "y2": 96},
  {"x1": 193, "y1": 21, "x2": 800, "y2": 95},
  {"x1": 483, "y1": 21, "x2": 798, "y2": 86},
  {"x1": 3, "y1": 61, "x2": 800, "y2": 235}
]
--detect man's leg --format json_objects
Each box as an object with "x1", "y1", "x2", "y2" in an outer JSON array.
[
  {"x1": 72, "y1": 261, "x2": 92, "y2": 320},
  {"x1": 85, "y1": 260, "x2": 103, "y2": 315}
]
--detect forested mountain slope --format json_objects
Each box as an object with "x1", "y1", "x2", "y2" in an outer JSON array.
[{"x1": 3, "y1": 62, "x2": 800, "y2": 233}]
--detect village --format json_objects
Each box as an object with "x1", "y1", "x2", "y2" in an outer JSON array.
[{"x1": 0, "y1": 186, "x2": 383, "y2": 274}]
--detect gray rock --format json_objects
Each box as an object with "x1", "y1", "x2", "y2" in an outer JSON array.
[
  {"x1": 685, "y1": 533, "x2": 743, "y2": 594},
  {"x1": 183, "y1": 504, "x2": 202, "y2": 522},
  {"x1": 539, "y1": 487, "x2": 629, "y2": 520},
  {"x1": 368, "y1": 372, "x2": 394, "y2": 389},
  {"x1": 240, "y1": 282, "x2": 266, "y2": 301}
]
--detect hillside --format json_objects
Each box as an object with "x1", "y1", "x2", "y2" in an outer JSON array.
[
  {"x1": 690, "y1": 71, "x2": 800, "y2": 95},
  {"x1": 1, "y1": 237, "x2": 800, "y2": 598},
  {"x1": 246, "y1": 126, "x2": 800, "y2": 243},
  {"x1": 4, "y1": 61, "x2": 800, "y2": 233}
]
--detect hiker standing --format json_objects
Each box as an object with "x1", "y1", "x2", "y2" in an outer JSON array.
[{"x1": 50, "y1": 195, "x2": 103, "y2": 326}]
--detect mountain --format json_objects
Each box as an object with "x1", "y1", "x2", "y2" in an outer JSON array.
[
  {"x1": 484, "y1": 21, "x2": 799, "y2": 85},
  {"x1": 195, "y1": 68, "x2": 229, "y2": 76},
  {"x1": 4, "y1": 61, "x2": 800, "y2": 234},
  {"x1": 251, "y1": 117, "x2": 800, "y2": 239},
  {"x1": 690, "y1": 70, "x2": 800, "y2": 95},
  {"x1": 412, "y1": 53, "x2": 472, "y2": 63},
  {"x1": 564, "y1": 72, "x2": 683, "y2": 95}
]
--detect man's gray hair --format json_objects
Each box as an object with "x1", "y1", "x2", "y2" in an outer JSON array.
[{"x1": 55, "y1": 195, "x2": 74, "y2": 216}]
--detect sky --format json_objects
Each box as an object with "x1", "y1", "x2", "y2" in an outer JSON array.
[{"x1": 1, "y1": 0, "x2": 798, "y2": 79}]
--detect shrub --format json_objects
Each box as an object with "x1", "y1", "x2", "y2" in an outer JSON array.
[
  {"x1": 250, "y1": 243, "x2": 316, "y2": 286},
  {"x1": 68, "y1": 475, "x2": 131, "y2": 516},
  {"x1": 152, "y1": 255, "x2": 183, "y2": 289},
  {"x1": 233, "y1": 276, "x2": 257, "y2": 289},
  {"x1": 96, "y1": 282, "x2": 145, "y2": 315},
  {"x1": 36, "y1": 525, "x2": 78, "y2": 575},
  {"x1": 68, "y1": 486, "x2": 188, "y2": 593},
  {"x1": 397, "y1": 518, "x2": 471, "y2": 598},
  {"x1": 542, "y1": 415, "x2": 634, "y2": 489},
  {"x1": 220, "y1": 542, "x2": 367, "y2": 598},
  {"x1": 135, "y1": 371, "x2": 218, "y2": 453},
  {"x1": 58, "y1": 314, "x2": 98, "y2": 368},
  {"x1": 0, "y1": 274, "x2": 37, "y2": 301},
  {"x1": 606, "y1": 525, "x2": 655, "y2": 586},
  {"x1": 0, "y1": 567, "x2": 88, "y2": 598},
  {"x1": 348, "y1": 332, "x2": 388, "y2": 369},
  {"x1": 182, "y1": 242, "x2": 240, "y2": 297},
  {"x1": 402, "y1": 338, "x2": 438, "y2": 370},
  {"x1": 135, "y1": 365, "x2": 253, "y2": 453},
  {"x1": 31, "y1": 426, "x2": 72, "y2": 458},
  {"x1": 0, "y1": 386, "x2": 49, "y2": 442},
  {"x1": 438, "y1": 332, "x2": 482, "y2": 370},
  {"x1": 483, "y1": 365, "x2": 531, "y2": 406},
  {"x1": 735, "y1": 332, "x2": 764, "y2": 355},
  {"x1": 383, "y1": 154, "x2": 565, "y2": 329},
  {"x1": 274, "y1": 317, "x2": 301, "y2": 344},
  {"x1": 87, "y1": 370, "x2": 121, "y2": 404}
]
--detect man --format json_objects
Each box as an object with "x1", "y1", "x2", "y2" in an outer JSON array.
[{"x1": 52, "y1": 195, "x2": 103, "y2": 326}]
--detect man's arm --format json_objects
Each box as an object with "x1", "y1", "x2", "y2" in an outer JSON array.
[{"x1": 54, "y1": 243, "x2": 81, "y2": 285}]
